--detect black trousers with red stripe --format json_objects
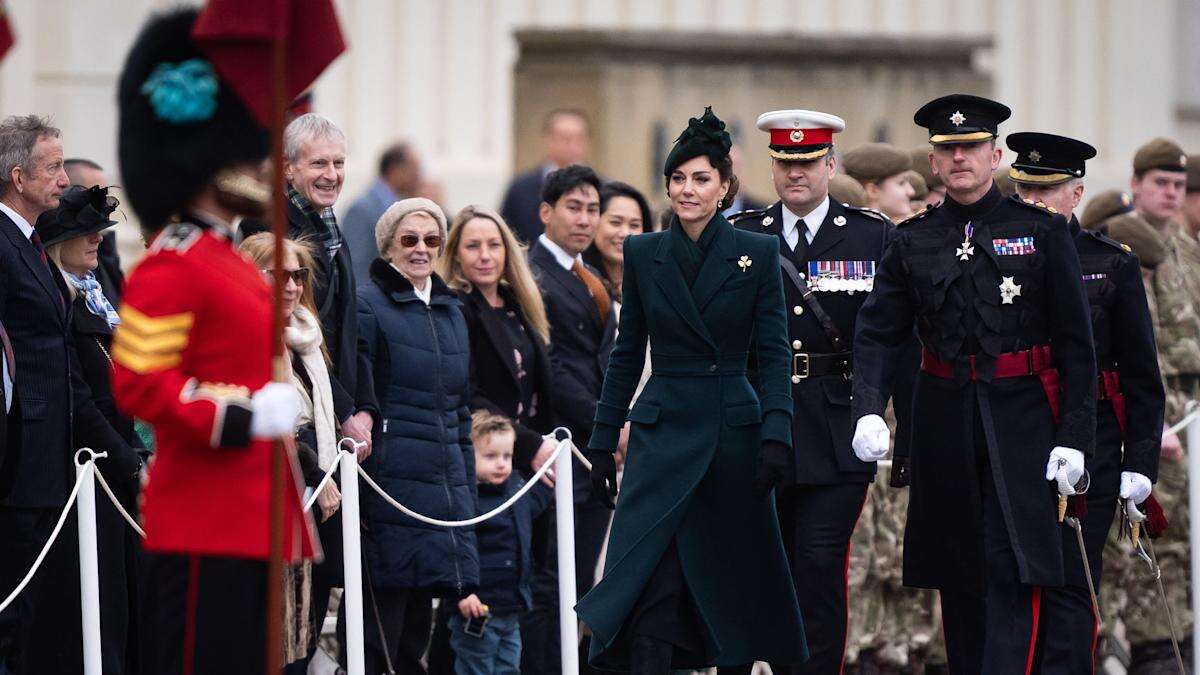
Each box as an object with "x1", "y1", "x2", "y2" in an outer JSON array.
[
  {"x1": 770, "y1": 482, "x2": 869, "y2": 675},
  {"x1": 139, "y1": 553, "x2": 266, "y2": 675},
  {"x1": 939, "y1": 465, "x2": 1048, "y2": 675}
]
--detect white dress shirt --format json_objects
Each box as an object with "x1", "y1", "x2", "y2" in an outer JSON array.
[
  {"x1": 2, "y1": 351, "x2": 10, "y2": 413},
  {"x1": 0, "y1": 201, "x2": 34, "y2": 239},
  {"x1": 781, "y1": 196, "x2": 831, "y2": 252},
  {"x1": 538, "y1": 233, "x2": 582, "y2": 272}
]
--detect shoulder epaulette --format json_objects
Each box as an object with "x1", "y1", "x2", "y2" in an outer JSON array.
[
  {"x1": 1014, "y1": 196, "x2": 1061, "y2": 217},
  {"x1": 842, "y1": 203, "x2": 891, "y2": 224},
  {"x1": 1087, "y1": 228, "x2": 1135, "y2": 256},
  {"x1": 896, "y1": 201, "x2": 940, "y2": 227},
  {"x1": 149, "y1": 221, "x2": 203, "y2": 254},
  {"x1": 728, "y1": 207, "x2": 769, "y2": 224}
]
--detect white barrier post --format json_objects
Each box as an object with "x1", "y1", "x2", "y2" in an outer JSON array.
[
  {"x1": 340, "y1": 451, "x2": 365, "y2": 675},
  {"x1": 1187, "y1": 403, "x2": 1200, "y2": 675},
  {"x1": 555, "y1": 436, "x2": 580, "y2": 675},
  {"x1": 74, "y1": 450, "x2": 103, "y2": 675}
]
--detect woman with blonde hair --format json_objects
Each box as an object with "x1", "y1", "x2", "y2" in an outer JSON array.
[
  {"x1": 438, "y1": 205, "x2": 560, "y2": 482},
  {"x1": 238, "y1": 232, "x2": 340, "y2": 672}
]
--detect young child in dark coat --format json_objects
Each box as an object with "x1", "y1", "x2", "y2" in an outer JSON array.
[{"x1": 451, "y1": 412, "x2": 554, "y2": 674}]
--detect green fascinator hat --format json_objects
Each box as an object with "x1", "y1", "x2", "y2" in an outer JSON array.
[{"x1": 663, "y1": 106, "x2": 733, "y2": 176}]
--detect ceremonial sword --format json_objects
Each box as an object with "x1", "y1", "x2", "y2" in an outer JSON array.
[{"x1": 1125, "y1": 498, "x2": 1186, "y2": 674}]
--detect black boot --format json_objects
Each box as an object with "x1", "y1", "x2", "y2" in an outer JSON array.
[{"x1": 630, "y1": 635, "x2": 673, "y2": 675}]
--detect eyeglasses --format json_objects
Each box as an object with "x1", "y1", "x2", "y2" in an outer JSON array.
[
  {"x1": 260, "y1": 267, "x2": 311, "y2": 285},
  {"x1": 398, "y1": 234, "x2": 443, "y2": 249}
]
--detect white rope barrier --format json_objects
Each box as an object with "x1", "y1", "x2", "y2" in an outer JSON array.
[
  {"x1": 0, "y1": 454, "x2": 90, "y2": 614},
  {"x1": 303, "y1": 438, "x2": 360, "y2": 513},
  {"x1": 92, "y1": 463, "x2": 146, "y2": 539},
  {"x1": 355, "y1": 430, "x2": 576, "y2": 528}
]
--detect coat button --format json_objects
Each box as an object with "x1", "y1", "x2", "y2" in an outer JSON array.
[
  {"x1": 791, "y1": 375, "x2": 802, "y2": 384},
  {"x1": 792, "y1": 340, "x2": 802, "y2": 350},
  {"x1": 709, "y1": 364, "x2": 718, "y2": 372},
  {"x1": 799, "y1": 272, "x2": 806, "y2": 280},
  {"x1": 793, "y1": 305, "x2": 803, "y2": 315},
  {"x1": 577, "y1": 322, "x2": 585, "y2": 331}
]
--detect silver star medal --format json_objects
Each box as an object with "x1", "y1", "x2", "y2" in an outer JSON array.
[
  {"x1": 956, "y1": 220, "x2": 975, "y2": 261},
  {"x1": 999, "y1": 276, "x2": 1022, "y2": 304}
]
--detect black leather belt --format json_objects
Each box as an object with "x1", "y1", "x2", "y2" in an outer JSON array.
[{"x1": 792, "y1": 351, "x2": 852, "y2": 382}]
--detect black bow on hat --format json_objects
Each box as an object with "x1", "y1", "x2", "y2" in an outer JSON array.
[{"x1": 35, "y1": 185, "x2": 121, "y2": 247}]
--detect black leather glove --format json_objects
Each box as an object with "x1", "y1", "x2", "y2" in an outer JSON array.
[
  {"x1": 586, "y1": 449, "x2": 618, "y2": 509},
  {"x1": 888, "y1": 455, "x2": 911, "y2": 488},
  {"x1": 753, "y1": 440, "x2": 794, "y2": 498}
]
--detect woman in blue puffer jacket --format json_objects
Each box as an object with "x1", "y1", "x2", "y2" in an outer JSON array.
[{"x1": 351, "y1": 197, "x2": 479, "y2": 673}]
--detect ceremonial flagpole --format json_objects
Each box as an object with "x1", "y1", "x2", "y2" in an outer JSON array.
[{"x1": 265, "y1": 24, "x2": 290, "y2": 675}]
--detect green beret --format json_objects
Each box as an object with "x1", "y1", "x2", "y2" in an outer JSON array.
[
  {"x1": 1133, "y1": 137, "x2": 1187, "y2": 174},
  {"x1": 908, "y1": 147, "x2": 941, "y2": 190},
  {"x1": 1080, "y1": 188, "x2": 1134, "y2": 230},
  {"x1": 1101, "y1": 213, "x2": 1166, "y2": 268},
  {"x1": 829, "y1": 173, "x2": 867, "y2": 207},
  {"x1": 841, "y1": 143, "x2": 911, "y2": 184},
  {"x1": 1188, "y1": 154, "x2": 1200, "y2": 192},
  {"x1": 663, "y1": 106, "x2": 732, "y2": 176},
  {"x1": 904, "y1": 170, "x2": 928, "y2": 199}
]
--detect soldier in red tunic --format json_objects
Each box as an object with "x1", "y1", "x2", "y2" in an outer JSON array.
[{"x1": 111, "y1": 9, "x2": 318, "y2": 674}]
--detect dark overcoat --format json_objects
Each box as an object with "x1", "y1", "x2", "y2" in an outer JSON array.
[
  {"x1": 1062, "y1": 218, "x2": 1163, "y2": 586},
  {"x1": 356, "y1": 260, "x2": 479, "y2": 595},
  {"x1": 852, "y1": 187, "x2": 1097, "y2": 592},
  {"x1": 577, "y1": 215, "x2": 806, "y2": 668}
]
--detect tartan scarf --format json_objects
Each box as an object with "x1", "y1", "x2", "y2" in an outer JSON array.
[{"x1": 286, "y1": 184, "x2": 342, "y2": 257}]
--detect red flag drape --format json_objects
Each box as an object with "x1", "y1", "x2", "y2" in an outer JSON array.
[
  {"x1": 191, "y1": 0, "x2": 346, "y2": 127},
  {"x1": 0, "y1": 2, "x2": 17, "y2": 62}
]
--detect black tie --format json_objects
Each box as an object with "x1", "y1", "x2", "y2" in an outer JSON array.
[{"x1": 792, "y1": 219, "x2": 809, "y2": 262}]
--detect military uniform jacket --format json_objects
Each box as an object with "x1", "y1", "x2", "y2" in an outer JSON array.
[
  {"x1": 578, "y1": 215, "x2": 805, "y2": 668},
  {"x1": 1073, "y1": 217, "x2": 1163, "y2": 480},
  {"x1": 851, "y1": 185, "x2": 1097, "y2": 591},
  {"x1": 112, "y1": 220, "x2": 318, "y2": 560},
  {"x1": 733, "y1": 197, "x2": 891, "y2": 485}
]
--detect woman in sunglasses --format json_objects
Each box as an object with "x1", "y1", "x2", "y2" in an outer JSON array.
[
  {"x1": 354, "y1": 197, "x2": 479, "y2": 673},
  {"x1": 237, "y1": 232, "x2": 339, "y2": 671}
]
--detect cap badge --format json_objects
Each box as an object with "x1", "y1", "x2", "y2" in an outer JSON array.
[
  {"x1": 949, "y1": 110, "x2": 966, "y2": 126},
  {"x1": 761, "y1": 215, "x2": 774, "y2": 227},
  {"x1": 1120, "y1": 193, "x2": 1131, "y2": 206},
  {"x1": 999, "y1": 276, "x2": 1022, "y2": 304},
  {"x1": 790, "y1": 129, "x2": 805, "y2": 143},
  {"x1": 1028, "y1": 150, "x2": 1041, "y2": 163},
  {"x1": 738, "y1": 255, "x2": 753, "y2": 272},
  {"x1": 1182, "y1": 154, "x2": 1188, "y2": 167},
  {"x1": 834, "y1": 215, "x2": 846, "y2": 226}
]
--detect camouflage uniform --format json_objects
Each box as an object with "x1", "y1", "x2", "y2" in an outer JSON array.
[
  {"x1": 1102, "y1": 218, "x2": 1200, "y2": 656},
  {"x1": 847, "y1": 410, "x2": 946, "y2": 670}
]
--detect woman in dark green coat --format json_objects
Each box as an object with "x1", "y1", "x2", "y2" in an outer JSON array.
[{"x1": 577, "y1": 108, "x2": 807, "y2": 674}]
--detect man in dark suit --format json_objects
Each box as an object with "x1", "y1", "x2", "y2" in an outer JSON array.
[
  {"x1": 732, "y1": 110, "x2": 901, "y2": 674},
  {"x1": 500, "y1": 109, "x2": 591, "y2": 244},
  {"x1": 242, "y1": 112, "x2": 379, "y2": 670},
  {"x1": 0, "y1": 114, "x2": 140, "y2": 673},
  {"x1": 523, "y1": 164, "x2": 616, "y2": 674}
]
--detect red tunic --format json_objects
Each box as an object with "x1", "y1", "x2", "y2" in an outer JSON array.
[{"x1": 112, "y1": 221, "x2": 318, "y2": 560}]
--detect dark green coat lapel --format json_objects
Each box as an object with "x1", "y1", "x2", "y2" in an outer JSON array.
[
  {"x1": 689, "y1": 216, "x2": 736, "y2": 313},
  {"x1": 652, "y1": 230, "x2": 716, "y2": 348}
]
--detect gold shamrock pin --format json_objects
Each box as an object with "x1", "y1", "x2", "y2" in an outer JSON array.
[{"x1": 738, "y1": 255, "x2": 753, "y2": 272}]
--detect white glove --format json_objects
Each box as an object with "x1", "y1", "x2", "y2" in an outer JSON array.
[
  {"x1": 250, "y1": 382, "x2": 300, "y2": 439},
  {"x1": 1120, "y1": 471, "x2": 1153, "y2": 504},
  {"x1": 852, "y1": 414, "x2": 891, "y2": 462},
  {"x1": 1045, "y1": 446, "x2": 1085, "y2": 496}
]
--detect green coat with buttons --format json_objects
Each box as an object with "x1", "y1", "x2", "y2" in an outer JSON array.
[{"x1": 576, "y1": 214, "x2": 807, "y2": 669}]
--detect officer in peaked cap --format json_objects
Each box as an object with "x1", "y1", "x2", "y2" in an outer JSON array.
[
  {"x1": 850, "y1": 94, "x2": 1098, "y2": 673},
  {"x1": 729, "y1": 109, "x2": 899, "y2": 674},
  {"x1": 1008, "y1": 131, "x2": 1164, "y2": 674}
]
